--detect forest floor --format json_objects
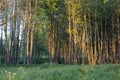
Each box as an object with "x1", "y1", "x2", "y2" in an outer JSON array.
[{"x1": 0, "y1": 63, "x2": 120, "y2": 80}]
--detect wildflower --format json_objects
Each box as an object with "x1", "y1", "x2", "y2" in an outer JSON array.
[
  {"x1": 13, "y1": 72, "x2": 16, "y2": 76},
  {"x1": 18, "y1": 66, "x2": 23, "y2": 70},
  {"x1": 5, "y1": 70, "x2": 7, "y2": 73},
  {"x1": 8, "y1": 71, "x2": 11, "y2": 74}
]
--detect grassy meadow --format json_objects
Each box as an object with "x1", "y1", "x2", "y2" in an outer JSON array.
[{"x1": 0, "y1": 63, "x2": 120, "y2": 80}]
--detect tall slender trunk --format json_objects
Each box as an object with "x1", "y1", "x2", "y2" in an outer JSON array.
[
  {"x1": 68, "y1": 3, "x2": 71, "y2": 64},
  {"x1": 24, "y1": 0, "x2": 30, "y2": 64},
  {"x1": 16, "y1": 14, "x2": 20, "y2": 64},
  {"x1": 3, "y1": 13, "x2": 9, "y2": 64},
  {"x1": 0, "y1": 23, "x2": 4, "y2": 63},
  {"x1": 116, "y1": 1, "x2": 120, "y2": 63},
  {"x1": 29, "y1": 22, "x2": 34, "y2": 64}
]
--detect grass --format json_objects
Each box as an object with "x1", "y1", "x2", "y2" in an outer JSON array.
[{"x1": 0, "y1": 63, "x2": 120, "y2": 80}]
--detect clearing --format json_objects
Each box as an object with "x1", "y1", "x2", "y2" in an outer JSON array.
[{"x1": 0, "y1": 63, "x2": 120, "y2": 80}]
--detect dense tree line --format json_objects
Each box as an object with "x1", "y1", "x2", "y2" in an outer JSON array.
[{"x1": 0, "y1": 0, "x2": 120, "y2": 64}]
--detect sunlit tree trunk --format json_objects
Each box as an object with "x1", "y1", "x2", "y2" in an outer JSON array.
[
  {"x1": 3, "y1": 13, "x2": 9, "y2": 64},
  {"x1": 68, "y1": 1, "x2": 71, "y2": 64},
  {"x1": 24, "y1": 0, "x2": 30, "y2": 64},
  {"x1": 29, "y1": 22, "x2": 35, "y2": 64}
]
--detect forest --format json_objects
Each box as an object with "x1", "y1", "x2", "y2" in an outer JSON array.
[
  {"x1": 0, "y1": 0, "x2": 120, "y2": 80},
  {"x1": 0, "y1": 0, "x2": 120, "y2": 65}
]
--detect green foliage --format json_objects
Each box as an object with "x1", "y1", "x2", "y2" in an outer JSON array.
[
  {"x1": 0, "y1": 0, "x2": 119, "y2": 65},
  {"x1": 0, "y1": 64, "x2": 120, "y2": 80}
]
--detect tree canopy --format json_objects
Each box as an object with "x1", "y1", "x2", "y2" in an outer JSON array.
[{"x1": 0, "y1": 0, "x2": 120, "y2": 64}]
